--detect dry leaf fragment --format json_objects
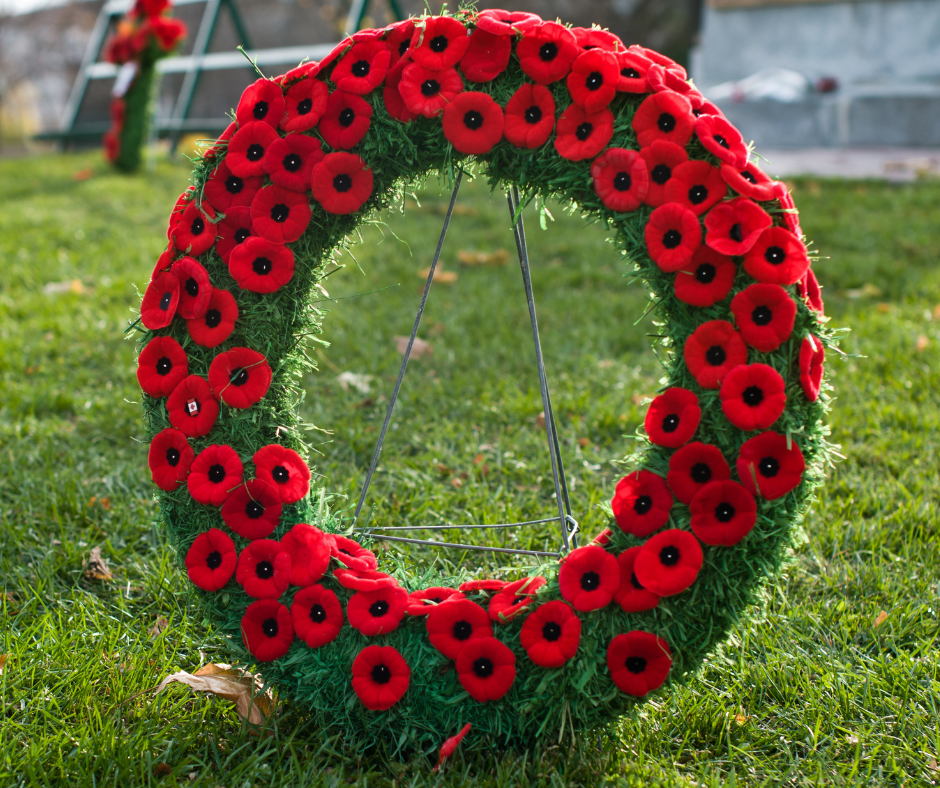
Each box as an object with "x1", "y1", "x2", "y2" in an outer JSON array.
[
  {"x1": 0, "y1": 654, "x2": 8, "y2": 674},
  {"x1": 155, "y1": 663, "x2": 273, "y2": 725},
  {"x1": 876, "y1": 303, "x2": 891, "y2": 313},
  {"x1": 535, "y1": 412, "x2": 546, "y2": 428},
  {"x1": 927, "y1": 756, "x2": 938, "y2": 773},
  {"x1": 394, "y1": 336, "x2": 432, "y2": 358},
  {"x1": 845, "y1": 283, "x2": 883, "y2": 299},
  {"x1": 916, "y1": 335, "x2": 929, "y2": 351},
  {"x1": 577, "y1": 438, "x2": 591, "y2": 448},
  {"x1": 418, "y1": 267, "x2": 458, "y2": 284},
  {"x1": 83, "y1": 547, "x2": 112, "y2": 582},
  {"x1": 43, "y1": 279, "x2": 86, "y2": 296},
  {"x1": 457, "y1": 249, "x2": 509, "y2": 266},
  {"x1": 846, "y1": 734, "x2": 860, "y2": 745},
  {"x1": 154, "y1": 763, "x2": 172, "y2": 778},
  {"x1": 873, "y1": 610, "x2": 888, "y2": 627},
  {"x1": 336, "y1": 371, "x2": 373, "y2": 394},
  {"x1": 148, "y1": 617, "x2": 169, "y2": 638},
  {"x1": 72, "y1": 168, "x2": 94, "y2": 182},
  {"x1": 933, "y1": 304, "x2": 940, "y2": 320}
]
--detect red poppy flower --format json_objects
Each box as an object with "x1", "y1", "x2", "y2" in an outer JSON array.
[
  {"x1": 667, "y1": 441, "x2": 731, "y2": 505},
  {"x1": 167, "y1": 375, "x2": 219, "y2": 437},
  {"x1": 720, "y1": 363, "x2": 787, "y2": 431},
  {"x1": 187, "y1": 287, "x2": 238, "y2": 348},
  {"x1": 385, "y1": 20, "x2": 415, "y2": 67},
  {"x1": 797, "y1": 268, "x2": 824, "y2": 316},
  {"x1": 410, "y1": 16, "x2": 469, "y2": 70},
  {"x1": 187, "y1": 444, "x2": 243, "y2": 506},
  {"x1": 704, "y1": 197, "x2": 773, "y2": 256},
  {"x1": 695, "y1": 114, "x2": 747, "y2": 168},
  {"x1": 332, "y1": 41, "x2": 391, "y2": 95},
  {"x1": 208, "y1": 347, "x2": 271, "y2": 409},
  {"x1": 289, "y1": 584, "x2": 343, "y2": 649},
  {"x1": 629, "y1": 44, "x2": 681, "y2": 71},
  {"x1": 383, "y1": 61, "x2": 418, "y2": 123},
  {"x1": 241, "y1": 598, "x2": 293, "y2": 661},
  {"x1": 148, "y1": 427, "x2": 194, "y2": 491},
  {"x1": 503, "y1": 83, "x2": 555, "y2": 149},
  {"x1": 615, "y1": 51, "x2": 651, "y2": 93},
  {"x1": 226, "y1": 121, "x2": 280, "y2": 178},
  {"x1": 137, "y1": 336, "x2": 188, "y2": 398},
  {"x1": 262, "y1": 134, "x2": 324, "y2": 192},
  {"x1": 278, "y1": 523, "x2": 332, "y2": 586},
  {"x1": 684, "y1": 319, "x2": 748, "y2": 389},
  {"x1": 228, "y1": 237, "x2": 294, "y2": 294},
  {"x1": 102, "y1": 128, "x2": 120, "y2": 162},
  {"x1": 334, "y1": 567, "x2": 397, "y2": 592},
  {"x1": 235, "y1": 79, "x2": 285, "y2": 128},
  {"x1": 251, "y1": 444, "x2": 310, "y2": 504},
  {"x1": 319, "y1": 90, "x2": 373, "y2": 149},
  {"x1": 221, "y1": 479, "x2": 282, "y2": 540},
  {"x1": 458, "y1": 579, "x2": 507, "y2": 593},
  {"x1": 611, "y1": 469, "x2": 673, "y2": 537},
  {"x1": 441, "y1": 91, "x2": 503, "y2": 154},
  {"x1": 204, "y1": 159, "x2": 263, "y2": 212},
  {"x1": 607, "y1": 631, "x2": 672, "y2": 696},
  {"x1": 645, "y1": 387, "x2": 701, "y2": 448},
  {"x1": 665, "y1": 160, "x2": 726, "y2": 216},
  {"x1": 800, "y1": 334, "x2": 824, "y2": 402},
  {"x1": 633, "y1": 91, "x2": 695, "y2": 148},
  {"x1": 644, "y1": 203, "x2": 701, "y2": 272},
  {"x1": 351, "y1": 645, "x2": 410, "y2": 710},
  {"x1": 573, "y1": 27, "x2": 622, "y2": 52},
  {"x1": 150, "y1": 246, "x2": 176, "y2": 280},
  {"x1": 646, "y1": 63, "x2": 692, "y2": 95},
  {"x1": 236, "y1": 539, "x2": 291, "y2": 598},
  {"x1": 640, "y1": 141, "x2": 688, "y2": 208},
  {"x1": 167, "y1": 187, "x2": 194, "y2": 240},
  {"x1": 185, "y1": 528, "x2": 236, "y2": 591},
  {"x1": 406, "y1": 587, "x2": 465, "y2": 616},
  {"x1": 519, "y1": 600, "x2": 581, "y2": 668},
  {"x1": 318, "y1": 39, "x2": 351, "y2": 73},
  {"x1": 674, "y1": 247, "x2": 736, "y2": 308},
  {"x1": 347, "y1": 585, "x2": 408, "y2": 636},
  {"x1": 150, "y1": 17, "x2": 186, "y2": 52},
  {"x1": 731, "y1": 283, "x2": 796, "y2": 352},
  {"x1": 720, "y1": 161, "x2": 775, "y2": 202},
  {"x1": 201, "y1": 121, "x2": 236, "y2": 163},
  {"x1": 398, "y1": 63, "x2": 463, "y2": 117},
  {"x1": 170, "y1": 257, "x2": 211, "y2": 320},
  {"x1": 737, "y1": 431, "x2": 805, "y2": 500},
  {"x1": 613, "y1": 548, "x2": 660, "y2": 613},
  {"x1": 475, "y1": 9, "x2": 540, "y2": 36},
  {"x1": 690, "y1": 479, "x2": 757, "y2": 547},
  {"x1": 634, "y1": 528, "x2": 702, "y2": 597},
  {"x1": 214, "y1": 206, "x2": 255, "y2": 264},
  {"x1": 517, "y1": 21, "x2": 579, "y2": 85},
  {"x1": 459, "y1": 27, "x2": 511, "y2": 83},
  {"x1": 455, "y1": 637, "x2": 516, "y2": 702},
  {"x1": 330, "y1": 534, "x2": 378, "y2": 571},
  {"x1": 434, "y1": 722, "x2": 472, "y2": 773},
  {"x1": 744, "y1": 227, "x2": 810, "y2": 286},
  {"x1": 554, "y1": 104, "x2": 614, "y2": 161},
  {"x1": 558, "y1": 545, "x2": 620, "y2": 612},
  {"x1": 486, "y1": 577, "x2": 545, "y2": 623},
  {"x1": 250, "y1": 184, "x2": 310, "y2": 244},
  {"x1": 426, "y1": 598, "x2": 493, "y2": 658},
  {"x1": 771, "y1": 180, "x2": 802, "y2": 237},
  {"x1": 280, "y1": 77, "x2": 329, "y2": 133},
  {"x1": 566, "y1": 49, "x2": 618, "y2": 113},
  {"x1": 311, "y1": 152, "x2": 374, "y2": 215},
  {"x1": 591, "y1": 148, "x2": 649, "y2": 212},
  {"x1": 171, "y1": 201, "x2": 217, "y2": 256},
  {"x1": 280, "y1": 61, "x2": 319, "y2": 87}
]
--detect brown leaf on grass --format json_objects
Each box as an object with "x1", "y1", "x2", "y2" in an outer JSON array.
[
  {"x1": 72, "y1": 168, "x2": 94, "y2": 181},
  {"x1": 535, "y1": 412, "x2": 546, "y2": 429},
  {"x1": 0, "y1": 654, "x2": 8, "y2": 674},
  {"x1": 933, "y1": 304, "x2": 940, "y2": 320},
  {"x1": 449, "y1": 477, "x2": 463, "y2": 489},
  {"x1": 577, "y1": 437, "x2": 591, "y2": 448},
  {"x1": 418, "y1": 267, "x2": 458, "y2": 284},
  {"x1": 845, "y1": 283, "x2": 882, "y2": 299},
  {"x1": 148, "y1": 617, "x2": 169, "y2": 638},
  {"x1": 873, "y1": 610, "x2": 888, "y2": 627},
  {"x1": 927, "y1": 756, "x2": 938, "y2": 773},
  {"x1": 153, "y1": 763, "x2": 172, "y2": 777},
  {"x1": 83, "y1": 547, "x2": 112, "y2": 582},
  {"x1": 916, "y1": 335, "x2": 930, "y2": 352},
  {"x1": 394, "y1": 336, "x2": 432, "y2": 358},
  {"x1": 43, "y1": 279, "x2": 87, "y2": 296},
  {"x1": 457, "y1": 249, "x2": 509, "y2": 267},
  {"x1": 155, "y1": 663, "x2": 273, "y2": 725}
]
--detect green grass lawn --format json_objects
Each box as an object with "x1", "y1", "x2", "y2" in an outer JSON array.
[{"x1": 0, "y1": 151, "x2": 938, "y2": 787}]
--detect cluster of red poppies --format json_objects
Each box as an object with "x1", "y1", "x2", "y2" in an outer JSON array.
[{"x1": 104, "y1": 0, "x2": 186, "y2": 66}]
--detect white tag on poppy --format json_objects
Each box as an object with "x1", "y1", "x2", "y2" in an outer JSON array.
[
  {"x1": 112, "y1": 61, "x2": 138, "y2": 98},
  {"x1": 186, "y1": 398, "x2": 199, "y2": 415}
]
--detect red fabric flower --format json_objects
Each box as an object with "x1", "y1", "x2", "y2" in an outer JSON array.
[
  {"x1": 250, "y1": 184, "x2": 310, "y2": 244},
  {"x1": 229, "y1": 237, "x2": 294, "y2": 294},
  {"x1": 280, "y1": 523, "x2": 332, "y2": 586},
  {"x1": 208, "y1": 347, "x2": 271, "y2": 409},
  {"x1": 720, "y1": 363, "x2": 787, "y2": 431},
  {"x1": 567, "y1": 49, "x2": 618, "y2": 112},
  {"x1": 221, "y1": 479, "x2": 282, "y2": 540},
  {"x1": 616, "y1": 51, "x2": 651, "y2": 93},
  {"x1": 704, "y1": 197, "x2": 773, "y2": 256},
  {"x1": 674, "y1": 246, "x2": 736, "y2": 307},
  {"x1": 613, "y1": 548, "x2": 660, "y2": 613},
  {"x1": 280, "y1": 77, "x2": 329, "y2": 133},
  {"x1": 148, "y1": 427, "x2": 194, "y2": 491},
  {"x1": 695, "y1": 114, "x2": 747, "y2": 168},
  {"x1": 632, "y1": 91, "x2": 695, "y2": 148},
  {"x1": 204, "y1": 159, "x2": 263, "y2": 212},
  {"x1": 226, "y1": 121, "x2": 279, "y2": 178},
  {"x1": 137, "y1": 336, "x2": 188, "y2": 398},
  {"x1": 187, "y1": 444, "x2": 243, "y2": 506},
  {"x1": 488, "y1": 577, "x2": 546, "y2": 622},
  {"x1": 171, "y1": 201, "x2": 217, "y2": 256},
  {"x1": 150, "y1": 17, "x2": 186, "y2": 52},
  {"x1": 167, "y1": 375, "x2": 219, "y2": 437},
  {"x1": 475, "y1": 9, "x2": 540, "y2": 36},
  {"x1": 426, "y1": 598, "x2": 493, "y2": 658},
  {"x1": 334, "y1": 567, "x2": 396, "y2": 592},
  {"x1": 279, "y1": 61, "x2": 319, "y2": 87},
  {"x1": 744, "y1": 227, "x2": 810, "y2": 286},
  {"x1": 690, "y1": 479, "x2": 757, "y2": 546},
  {"x1": 591, "y1": 529, "x2": 613, "y2": 546},
  {"x1": 684, "y1": 319, "x2": 748, "y2": 389},
  {"x1": 442, "y1": 91, "x2": 504, "y2": 154},
  {"x1": 664, "y1": 160, "x2": 726, "y2": 216},
  {"x1": 458, "y1": 579, "x2": 507, "y2": 593},
  {"x1": 797, "y1": 268, "x2": 825, "y2": 316},
  {"x1": 459, "y1": 27, "x2": 511, "y2": 83},
  {"x1": 291, "y1": 583, "x2": 343, "y2": 647},
  {"x1": 519, "y1": 600, "x2": 581, "y2": 668},
  {"x1": 311, "y1": 152, "x2": 374, "y2": 215},
  {"x1": 385, "y1": 20, "x2": 415, "y2": 67},
  {"x1": 720, "y1": 161, "x2": 775, "y2": 202},
  {"x1": 330, "y1": 535, "x2": 378, "y2": 571},
  {"x1": 319, "y1": 90, "x2": 373, "y2": 149},
  {"x1": 558, "y1": 545, "x2": 620, "y2": 611},
  {"x1": 607, "y1": 631, "x2": 672, "y2": 696},
  {"x1": 398, "y1": 63, "x2": 463, "y2": 117},
  {"x1": 214, "y1": 206, "x2": 255, "y2": 264},
  {"x1": 383, "y1": 61, "x2": 418, "y2": 123},
  {"x1": 634, "y1": 529, "x2": 702, "y2": 596},
  {"x1": 629, "y1": 44, "x2": 682, "y2": 71},
  {"x1": 406, "y1": 587, "x2": 464, "y2": 616},
  {"x1": 187, "y1": 287, "x2": 238, "y2": 348},
  {"x1": 455, "y1": 637, "x2": 516, "y2": 702},
  {"x1": 572, "y1": 27, "x2": 622, "y2": 52},
  {"x1": 351, "y1": 645, "x2": 410, "y2": 710},
  {"x1": 434, "y1": 723, "x2": 472, "y2": 773},
  {"x1": 645, "y1": 387, "x2": 701, "y2": 448},
  {"x1": 170, "y1": 257, "x2": 211, "y2": 320},
  {"x1": 772, "y1": 181, "x2": 802, "y2": 238},
  {"x1": 666, "y1": 441, "x2": 731, "y2": 505},
  {"x1": 646, "y1": 63, "x2": 692, "y2": 95},
  {"x1": 800, "y1": 334, "x2": 825, "y2": 402},
  {"x1": 731, "y1": 283, "x2": 796, "y2": 352},
  {"x1": 236, "y1": 78, "x2": 286, "y2": 128},
  {"x1": 591, "y1": 148, "x2": 649, "y2": 212},
  {"x1": 611, "y1": 469, "x2": 673, "y2": 537},
  {"x1": 640, "y1": 140, "x2": 688, "y2": 208},
  {"x1": 347, "y1": 585, "x2": 408, "y2": 636},
  {"x1": 185, "y1": 528, "x2": 236, "y2": 591},
  {"x1": 516, "y1": 21, "x2": 579, "y2": 85},
  {"x1": 241, "y1": 599, "x2": 293, "y2": 661},
  {"x1": 503, "y1": 83, "x2": 555, "y2": 149},
  {"x1": 167, "y1": 187, "x2": 194, "y2": 240},
  {"x1": 150, "y1": 246, "x2": 176, "y2": 280},
  {"x1": 252, "y1": 444, "x2": 310, "y2": 504},
  {"x1": 202, "y1": 121, "x2": 235, "y2": 163},
  {"x1": 554, "y1": 104, "x2": 613, "y2": 161},
  {"x1": 737, "y1": 431, "x2": 805, "y2": 500},
  {"x1": 332, "y1": 41, "x2": 391, "y2": 94},
  {"x1": 644, "y1": 202, "x2": 701, "y2": 272},
  {"x1": 262, "y1": 134, "x2": 324, "y2": 192},
  {"x1": 236, "y1": 539, "x2": 291, "y2": 598},
  {"x1": 410, "y1": 16, "x2": 469, "y2": 70}
]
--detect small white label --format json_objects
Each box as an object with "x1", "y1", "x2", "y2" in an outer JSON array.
[{"x1": 112, "y1": 61, "x2": 138, "y2": 98}]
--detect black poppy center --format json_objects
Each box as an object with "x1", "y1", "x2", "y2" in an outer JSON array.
[
  {"x1": 651, "y1": 163, "x2": 672, "y2": 185},
  {"x1": 204, "y1": 309, "x2": 222, "y2": 328},
  {"x1": 688, "y1": 184, "x2": 708, "y2": 205},
  {"x1": 282, "y1": 153, "x2": 303, "y2": 172},
  {"x1": 662, "y1": 229, "x2": 681, "y2": 249},
  {"x1": 585, "y1": 71, "x2": 604, "y2": 91},
  {"x1": 309, "y1": 603, "x2": 326, "y2": 623},
  {"x1": 252, "y1": 256, "x2": 273, "y2": 275},
  {"x1": 539, "y1": 41, "x2": 558, "y2": 62},
  {"x1": 230, "y1": 367, "x2": 249, "y2": 386},
  {"x1": 542, "y1": 621, "x2": 562, "y2": 642},
  {"x1": 614, "y1": 171, "x2": 631, "y2": 192},
  {"x1": 369, "y1": 599, "x2": 390, "y2": 617},
  {"x1": 246, "y1": 143, "x2": 264, "y2": 161},
  {"x1": 156, "y1": 356, "x2": 173, "y2": 376},
  {"x1": 706, "y1": 345, "x2": 726, "y2": 366},
  {"x1": 759, "y1": 456, "x2": 780, "y2": 477},
  {"x1": 713, "y1": 133, "x2": 729, "y2": 149},
  {"x1": 472, "y1": 657, "x2": 494, "y2": 678},
  {"x1": 622, "y1": 67, "x2": 640, "y2": 79},
  {"x1": 463, "y1": 110, "x2": 484, "y2": 130},
  {"x1": 333, "y1": 173, "x2": 353, "y2": 193},
  {"x1": 729, "y1": 222, "x2": 743, "y2": 243},
  {"x1": 742, "y1": 385, "x2": 764, "y2": 406},
  {"x1": 575, "y1": 122, "x2": 594, "y2": 141},
  {"x1": 634, "y1": 495, "x2": 653, "y2": 515},
  {"x1": 420, "y1": 79, "x2": 441, "y2": 97},
  {"x1": 272, "y1": 465, "x2": 289, "y2": 483},
  {"x1": 626, "y1": 655, "x2": 647, "y2": 674},
  {"x1": 253, "y1": 100, "x2": 269, "y2": 120},
  {"x1": 234, "y1": 227, "x2": 251, "y2": 244},
  {"x1": 657, "y1": 112, "x2": 676, "y2": 133},
  {"x1": 580, "y1": 570, "x2": 601, "y2": 591},
  {"x1": 225, "y1": 175, "x2": 244, "y2": 194},
  {"x1": 452, "y1": 620, "x2": 473, "y2": 641},
  {"x1": 695, "y1": 263, "x2": 716, "y2": 284},
  {"x1": 190, "y1": 218, "x2": 205, "y2": 237},
  {"x1": 751, "y1": 305, "x2": 773, "y2": 325},
  {"x1": 270, "y1": 203, "x2": 290, "y2": 223},
  {"x1": 208, "y1": 463, "x2": 226, "y2": 484},
  {"x1": 166, "y1": 447, "x2": 181, "y2": 466},
  {"x1": 765, "y1": 245, "x2": 786, "y2": 265},
  {"x1": 512, "y1": 596, "x2": 527, "y2": 606},
  {"x1": 351, "y1": 59, "x2": 370, "y2": 78},
  {"x1": 206, "y1": 550, "x2": 222, "y2": 570},
  {"x1": 524, "y1": 105, "x2": 542, "y2": 124},
  {"x1": 184, "y1": 277, "x2": 199, "y2": 298},
  {"x1": 630, "y1": 572, "x2": 644, "y2": 590},
  {"x1": 296, "y1": 97, "x2": 313, "y2": 115},
  {"x1": 159, "y1": 291, "x2": 173, "y2": 311},
  {"x1": 262, "y1": 617, "x2": 278, "y2": 637},
  {"x1": 255, "y1": 560, "x2": 274, "y2": 579},
  {"x1": 659, "y1": 545, "x2": 680, "y2": 566},
  {"x1": 661, "y1": 413, "x2": 680, "y2": 433},
  {"x1": 715, "y1": 502, "x2": 736, "y2": 522},
  {"x1": 690, "y1": 462, "x2": 712, "y2": 484},
  {"x1": 338, "y1": 107, "x2": 356, "y2": 127},
  {"x1": 398, "y1": 40, "x2": 409, "y2": 56},
  {"x1": 741, "y1": 169, "x2": 757, "y2": 184},
  {"x1": 246, "y1": 500, "x2": 265, "y2": 519},
  {"x1": 371, "y1": 663, "x2": 391, "y2": 684},
  {"x1": 429, "y1": 34, "x2": 449, "y2": 53}
]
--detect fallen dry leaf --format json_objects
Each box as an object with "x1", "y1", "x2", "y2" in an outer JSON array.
[
  {"x1": 72, "y1": 168, "x2": 94, "y2": 181},
  {"x1": 577, "y1": 437, "x2": 591, "y2": 448},
  {"x1": 535, "y1": 411, "x2": 546, "y2": 429},
  {"x1": 153, "y1": 763, "x2": 172, "y2": 777},
  {"x1": 845, "y1": 283, "x2": 883, "y2": 299},
  {"x1": 336, "y1": 371, "x2": 373, "y2": 394},
  {"x1": 418, "y1": 267, "x2": 458, "y2": 284},
  {"x1": 44, "y1": 279, "x2": 87, "y2": 296},
  {"x1": 927, "y1": 756, "x2": 938, "y2": 773},
  {"x1": 457, "y1": 249, "x2": 509, "y2": 267},
  {"x1": 876, "y1": 303, "x2": 891, "y2": 313},
  {"x1": 933, "y1": 304, "x2": 940, "y2": 320},
  {"x1": 148, "y1": 617, "x2": 169, "y2": 638},
  {"x1": 83, "y1": 546, "x2": 112, "y2": 582},
  {"x1": 155, "y1": 663, "x2": 273, "y2": 725},
  {"x1": 449, "y1": 477, "x2": 463, "y2": 489},
  {"x1": 394, "y1": 336, "x2": 432, "y2": 358},
  {"x1": 873, "y1": 610, "x2": 888, "y2": 627},
  {"x1": 916, "y1": 335, "x2": 929, "y2": 352},
  {"x1": 0, "y1": 654, "x2": 8, "y2": 674},
  {"x1": 846, "y1": 734, "x2": 860, "y2": 745}
]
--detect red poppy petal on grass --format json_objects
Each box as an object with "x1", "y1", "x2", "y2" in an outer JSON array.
[
  {"x1": 554, "y1": 104, "x2": 614, "y2": 161},
  {"x1": 591, "y1": 148, "x2": 649, "y2": 212},
  {"x1": 236, "y1": 538, "x2": 291, "y2": 598},
  {"x1": 442, "y1": 91, "x2": 504, "y2": 154},
  {"x1": 410, "y1": 16, "x2": 469, "y2": 70},
  {"x1": 187, "y1": 444, "x2": 244, "y2": 506},
  {"x1": 666, "y1": 441, "x2": 731, "y2": 505},
  {"x1": 398, "y1": 63, "x2": 464, "y2": 118},
  {"x1": 640, "y1": 140, "x2": 689, "y2": 208},
  {"x1": 347, "y1": 585, "x2": 408, "y2": 636},
  {"x1": 204, "y1": 159, "x2": 263, "y2": 212},
  {"x1": 185, "y1": 528, "x2": 237, "y2": 591},
  {"x1": 330, "y1": 534, "x2": 378, "y2": 571},
  {"x1": 311, "y1": 152, "x2": 374, "y2": 214},
  {"x1": 241, "y1": 599, "x2": 293, "y2": 661},
  {"x1": 332, "y1": 40, "x2": 391, "y2": 94},
  {"x1": 214, "y1": 206, "x2": 255, "y2": 264},
  {"x1": 455, "y1": 637, "x2": 516, "y2": 702},
  {"x1": 634, "y1": 529, "x2": 702, "y2": 597},
  {"x1": 208, "y1": 347, "x2": 272, "y2": 409},
  {"x1": 226, "y1": 121, "x2": 280, "y2": 178},
  {"x1": 800, "y1": 334, "x2": 825, "y2": 402},
  {"x1": 519, "y1": 600, "x2": 581, "y2": 668},
  {"x1": 291, "y1": 583, "x2": 343, "y2": 647},
  {"x1": 720, "y1": 363, "x2": 787, "y2": 431},
  {"x1": 148, "y1": 428, "x2": 194, "y2": 491},
  {"x1": 263, "y1": 134, "x2": 324, "y2": 192},
  {"x1": 644, "y1": 202, "x2": 701, "y2": 272},
  {"x1": 645, "y1": 387, "x2": 701, "y2": 448},
  {"x1": 167, "y1": 375, "x2": 219, "y2": 437},
  {"x1": 704, "y1": 197, "x2": 773, "y2": 256},
  {"x1": 674, "y1": 246, "x2": 737, "y2": 307},
  {"x1": 170, "y1": 257, "x2": 211, "y2": 319},
  {"x1": 319, "y1": 90, "x2": 373, "y2": 149},
  {"x1": 459, "y1": 27, "x2": 511, "y2": 82},
  {"x1": 426, "y1": 598, "x2": 492, "y2": 658},
  {"x1": 690, "y1": 479, "x2": 757, "y2": 546},
  {"x1": 280, "y1": 523, "x2": 332, "y2": 586},
  {"x1": 731, "y1": 283, "x2": 796, "y2": 352},
  {"x1": 567, "y1": 48, "x2": 618, "y2": 112},
  {"x1": 171, "y1": 201, "x2": 217, "y2": 256},
  {"x1": 744, "y1": 226, "x2": 811, "y2": 286},
  {"x1": 503, "y1": 83, "x2": 555, "y2": 149},
  {"x1": 517, "y1": 21, "x2": 579, "y2": 85},
  {"x1": 613, "y1": 548, "x2": 660, "y2": 613},
  {"x1": 222, "y1": 479, "x2": 282, "y2": 540},
  {"x1": 488, "y1": 577, "x2": 546, "y2": 622},
  {"x1": 695, "y1": 114, "x2": 748, "y2": 167},
  {"x1": 633, "y1": 91, "x2": 695, "y2": 148},
  {"x1": 406, "y1": 587, "x2": 465, "y2": 616},
  {"x1": 236, "y1": 78, "x2": 286, "y2": 128},
  {"x1": 737, "y1": 431, "x2": 805, "y2": 500},
  {"x1": 434, "y1": 723, "x2": 472, "y2": 773},
  {"x1": 611, "y1": 469, "x2": 673, "y2": 537},
  {"x1": 137, "y1": 336, "x2": 188, "y2": 398},
  {"x1": 250, "y1": 184, "x2": 310, "y2": 244},
  {"x1": 558, "y1": 545, "x2": 620, "y2": 611},
  {"x1": 252, "y1": 444, "x2": 310, "y2": 504},
  {"x1": 721, "y1": 161, "x2": 775, "y2": 201},
  {"x1": 187, "y1": 287, "x2": 238, "y2": 348},
  {"x1": 607, "y1": 631, "x2": 672, "y2": 696},
  {"x1": 665, "y1": 160, "x2": 726, "y2": 216},
  {"x1": 684, "y1": 319, "x2": 748, "y2": 389},
  {"x1": 351, "y1": 645, "x2": 410, "y2": 710}
]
